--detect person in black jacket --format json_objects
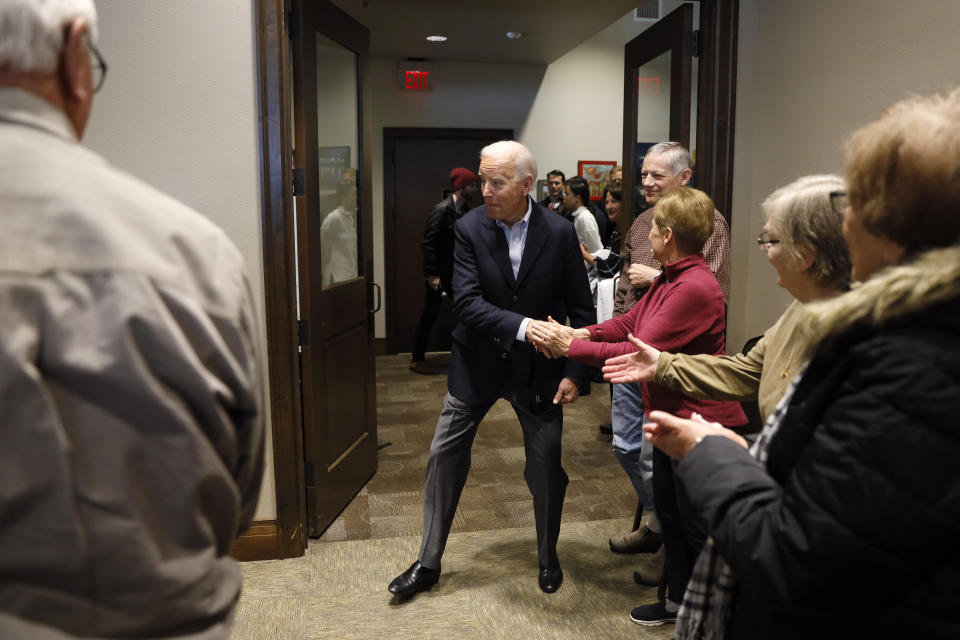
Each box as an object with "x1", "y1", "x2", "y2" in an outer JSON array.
[
  {"x1": 612, "y1": 88, "x2": 960, "y2": 638},
  {"x1": 410, "y1": 167, "x2": 479, "y2": 374}
]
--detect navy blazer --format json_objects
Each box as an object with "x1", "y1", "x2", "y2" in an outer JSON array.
[{"x1": 448, "y1": 198, "x2": 596, "y2": 406}]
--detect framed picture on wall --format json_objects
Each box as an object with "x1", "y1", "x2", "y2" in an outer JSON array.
[
  {"x1": 536, "y1": 179, "x2": 549, "y2": 202},
  {"x1": 318, "y1": 145, "x2": 351, "y2": 185},
  {"x1": 577, "y1": 160, "x2": 617, "y2": 201}
]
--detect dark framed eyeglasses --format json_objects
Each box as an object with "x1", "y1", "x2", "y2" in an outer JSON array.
[
  {"x1": 756, "y1": 232, "x2": 781, "y2": 251},
  {"x1": 88, "y1": 41, "x2": 108, "y2": 93},
  {"x1": 829, "y1": 190, "x2": 848, "y2": 216}
]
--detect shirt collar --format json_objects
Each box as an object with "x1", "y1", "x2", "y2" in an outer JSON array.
[
  {"x1": 494, "y1": 197, "x2": 532, "y2": 231},
  {"x1": 661, "y1": 253, "x2": 705, "y2": 281},
  {"x1": 0, "y1": 87, "x2": 79, "y2": 143}
]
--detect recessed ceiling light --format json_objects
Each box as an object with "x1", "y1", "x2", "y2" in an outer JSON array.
[
  {"x1": 506, "y1": 31, "x2": 522, "y2": 40},
  {"x1": 426, "y1": 35, "x2": 447, "y2": 42}
]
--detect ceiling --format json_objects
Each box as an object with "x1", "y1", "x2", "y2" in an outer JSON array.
[{"x1": 330, "y1": 1, "x2": 642, "y2": 65}]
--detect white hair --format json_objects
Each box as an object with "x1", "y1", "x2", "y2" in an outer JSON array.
[
  {"x1": 645, "y1": 141, "x2": 692, "y2": 175},
  {"x1": 0, "y1": 0, "x2": 99, "y2": 74},
  {"x1": 480, "y1": 140, "x2": 538, "y2": 183}
]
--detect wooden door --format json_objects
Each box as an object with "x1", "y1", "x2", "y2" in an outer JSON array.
[
  {"x1": 292, "y1": 0, "x2": 378, "y2": 537},
  {"x1": 383, "y1": 128, "x2": 512, "y2": 355}
]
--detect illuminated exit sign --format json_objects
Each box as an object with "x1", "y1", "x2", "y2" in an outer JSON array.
[
  {"x1": 404, "y1": 70, "x2": 431, "y2": 91},
  {"x1": 398, "y1": 60, "x2": 435, "y2": 91}
]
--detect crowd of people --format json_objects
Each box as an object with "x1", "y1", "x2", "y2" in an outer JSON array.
[
  {"x1": 2, "y1": 0, "x2": 958, "y2": 637},
  {"x1": 397, "y1": 91, "x2": 960, "y2": 638}
]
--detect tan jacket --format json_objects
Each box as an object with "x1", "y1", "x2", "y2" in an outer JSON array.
[
  {"x1": 655, "y1": 300, "x2": 807, "y2": 422},
  {"x1": 0, "y1": 88, "x2": 264, "y2": 639}
]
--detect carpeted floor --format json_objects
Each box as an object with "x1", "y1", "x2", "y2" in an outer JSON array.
[{"x1": 233, "y1": 354, "x2": 672, "y2": 639}]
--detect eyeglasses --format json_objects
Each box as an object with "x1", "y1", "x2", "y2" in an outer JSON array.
[
  {"x1": 757, "y1": 232, "x2": 781, "y2": 251},
  {"x1": 830, "y1": 190, "x2": 848, "y2": 216},
  {"x1": 88, "y1": 40, "x2": 108, "y2": 93}
]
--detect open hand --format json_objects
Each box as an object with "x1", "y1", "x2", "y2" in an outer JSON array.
[{"x1": 602, "y1": 333, "x2": 660, "y2": 383}]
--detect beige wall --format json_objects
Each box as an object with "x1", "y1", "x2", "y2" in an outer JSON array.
[
  {"x1": 83, "y1": 0, "x2": 277, "y2": 520},
  {"x1": 727, "y1": 0, "x2": 960, "y2": 352}
]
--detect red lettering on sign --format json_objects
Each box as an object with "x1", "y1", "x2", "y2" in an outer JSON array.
[{"x1": 405, "y1": 70, "x2": 429, "y2": 90}]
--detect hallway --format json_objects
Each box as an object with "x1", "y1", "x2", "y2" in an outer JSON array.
[{"x1": 232, "y1": 354, "x2": 672, "y2": 639}]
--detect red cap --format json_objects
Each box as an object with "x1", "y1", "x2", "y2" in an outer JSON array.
[{"x1": 449, "y1": 167, "x2": 478, "y2": 191}]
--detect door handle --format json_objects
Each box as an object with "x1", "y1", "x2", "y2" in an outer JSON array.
[{"x1": 368, "y1": 281, "x2": 382, "y2": 313}]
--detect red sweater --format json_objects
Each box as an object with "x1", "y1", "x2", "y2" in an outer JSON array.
[{"x1": 568, "y1": 254, "x2": 746, "y2": 426}]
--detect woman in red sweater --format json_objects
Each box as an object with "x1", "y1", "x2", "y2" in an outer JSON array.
[{"x1": 532, "y1": 186, "x2": 745, "y2": 627}]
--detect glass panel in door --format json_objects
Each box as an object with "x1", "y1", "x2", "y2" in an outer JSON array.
[{"x1": 315, "y1": 34, "x2": 359, "y2": 288}]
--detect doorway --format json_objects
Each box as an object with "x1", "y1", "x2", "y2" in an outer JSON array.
[
  {"x1": 291, "y1": 0, "x2": 379, "y2": 538},
  {"x1": 383, "y1": 128, "x2": 512, "y2": 355}
]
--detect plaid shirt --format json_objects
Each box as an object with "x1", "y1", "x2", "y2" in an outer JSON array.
[{"x1": 613, "y1": 208, "x2": 731, "y2": 317}]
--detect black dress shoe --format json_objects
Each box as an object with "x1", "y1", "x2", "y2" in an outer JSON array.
[
  {"x1": 538, "y1": 564, "x2": 563, "y2": 593},
  {"x1": 388, "y1": 560, "x2": 440, "y2": 597}
]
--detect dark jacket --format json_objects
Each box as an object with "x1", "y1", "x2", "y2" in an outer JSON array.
[
  {"x1": 421, "y1": 194, "x2": 465, "y2": 291},
  {"x1": 678, "y1": 244, "x2": 960, "y2": 639},
  {"x1": 448, "y1": 198, "x2": 595, "y2": 406}
]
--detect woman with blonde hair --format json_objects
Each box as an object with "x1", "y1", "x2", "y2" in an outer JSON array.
[{"x1": 531, "y1": 186, "x2": 746, "y2": 626}]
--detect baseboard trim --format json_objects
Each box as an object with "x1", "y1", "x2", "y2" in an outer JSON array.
[
  {"x1": 230, "y1": 520, "x2": 280, "y2": 561},
  {"x1": 374, "y1": 337, "x2": 387, "y2": 356}
]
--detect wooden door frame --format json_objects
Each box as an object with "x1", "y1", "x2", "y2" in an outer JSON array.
[
  {"x1": 382, "y1": 127, "x2": 512, "y2": 355},
  {"x1": 238, "y1": 0, "x2": 306, "y2": 560},
  {"x1": 621, "y1": 0, "x2": 738, "y2": 222}
]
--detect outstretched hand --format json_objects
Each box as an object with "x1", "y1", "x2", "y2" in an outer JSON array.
[
  {"x1": 602, "y1": 333, "x2": 661, "y2": 383},
  {"x1": 643, "y1": 410, "x2": 749, "y2": 460}
]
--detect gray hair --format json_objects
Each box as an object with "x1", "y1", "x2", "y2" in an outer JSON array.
[
  {"x1": 645, "y1": 141, "x2": 692, "y2": 175},
  {"x1": 762, "y1": 174, "x2": 851, "y2": 289},
  {"x1": 0, "y1": 0, "x2": 99, "y2": 74},
  {"x1": 480, "y1": 140, "x2": 538, "y2": 183}
]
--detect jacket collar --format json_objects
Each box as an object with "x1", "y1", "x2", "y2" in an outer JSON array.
[
  {"x1": 801, "y1": 243, "x2": 960, "y2": 349},
  {"x1": 0, "y1": 87, "x2": 78, "y2": 143}
]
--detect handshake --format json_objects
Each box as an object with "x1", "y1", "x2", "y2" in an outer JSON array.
[{"x1": 525, "y1": 316, "x2": 590, "y2": 359}]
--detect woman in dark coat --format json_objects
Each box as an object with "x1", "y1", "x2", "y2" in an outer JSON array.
[{"x1": 619, "y1": 89, "x2": 960, "y2": 638}]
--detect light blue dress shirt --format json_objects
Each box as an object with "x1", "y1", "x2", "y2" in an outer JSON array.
[{"x1": 494, "y1": 199, "x2": 533, "y2": 342}]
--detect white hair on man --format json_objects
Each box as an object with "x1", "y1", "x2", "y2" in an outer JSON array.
[
  {"x1": 480, "y1": 140, "x2": 538, "y2": 183},
  {"x1": 0, "y1": 0, "x2": 98, "y2": 74},
  {"x1": 645, "y1": 141, "x2": 692, "y2": 176}
]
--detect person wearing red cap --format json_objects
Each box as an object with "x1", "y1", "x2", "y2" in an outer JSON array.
[{"x1": 410, "y1": 167, "x2": 481, "y2": 374}]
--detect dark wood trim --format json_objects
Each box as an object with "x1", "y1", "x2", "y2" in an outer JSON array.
[
  {"x1": 255, "y1": 0, "x2": 306, "y2": 559},
  {"x1": 374, "y1": 337, "x2": 387, "y2": 356},
  {"x1": 230, "y1": 520, "x2": 280, "y2": 562},
  {"x1": 382, "y1": 127, "x2": 512, "y2": 355},
  {"x1": 694, "y1": 0, "x2": 739, "y2": 221}
]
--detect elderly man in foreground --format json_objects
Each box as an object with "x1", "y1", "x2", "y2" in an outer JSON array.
[
  {"x1": 0, "y1": 2, "x2": 264, "y2": 638},
  {"x1": 388, "y1": 141, "x2": 595, "y2": 599}
]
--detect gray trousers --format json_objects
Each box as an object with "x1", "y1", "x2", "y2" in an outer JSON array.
[{"x1": 418, "y1": 390, "x2": 568, "y2": 570}]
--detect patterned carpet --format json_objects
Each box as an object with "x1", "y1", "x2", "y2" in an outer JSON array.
[{"x1": 233, "y1": 354, "x2": 673, "y2": 639}]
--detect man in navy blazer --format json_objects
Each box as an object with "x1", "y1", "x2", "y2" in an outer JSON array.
[{"x1": 389, "y1": 141, "x2": 596, "y2": 598}]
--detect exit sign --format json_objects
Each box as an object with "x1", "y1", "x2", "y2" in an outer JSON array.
[
  {"x1": 404, "y1": 70, "x2": 431, "y2": 91},
  {"x1": 398, "y1": 60, "x2": 435, "y2": 91}
]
